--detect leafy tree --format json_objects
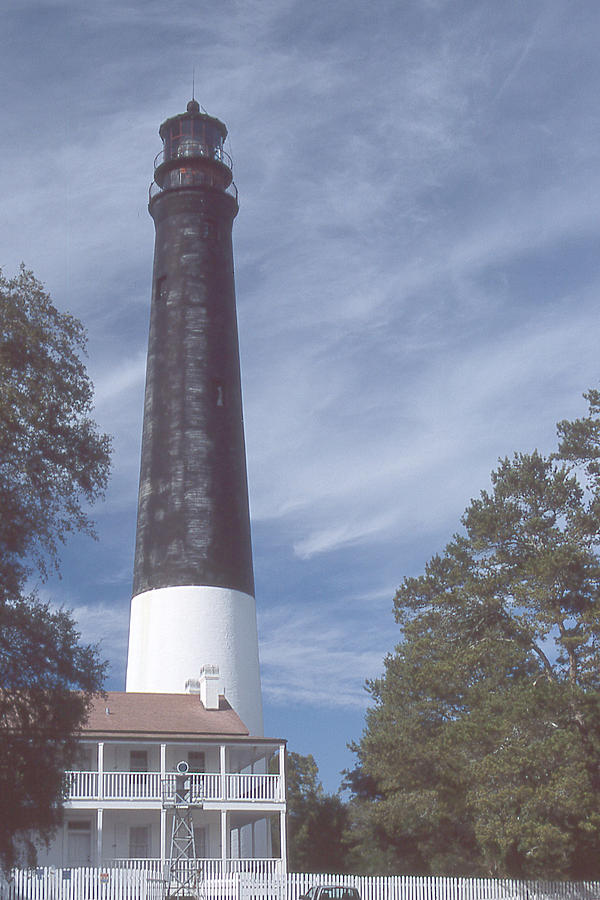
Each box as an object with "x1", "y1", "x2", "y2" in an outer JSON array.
[
  {"x1": 0, "y1": 267, "x2": 110, "y2": 869},
  {"x1": 0, "y1": 266, "x2": 111, "y2": 594},
  {"x1": 287, "y1": 752, "x2": 349, "y2": 873},
  {"x1": 0, "y1": 597, "x2": 106, "y2": 869},
  {"x1": 347, "y1": 392, "x2": 600, "y2": 879}
]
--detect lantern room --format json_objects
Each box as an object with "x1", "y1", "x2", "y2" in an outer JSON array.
[{"x1": 151, "y1": 100, "x2": 234, "y2": 199}]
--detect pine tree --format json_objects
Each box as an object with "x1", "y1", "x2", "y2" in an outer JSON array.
[{"x1": 347, "y1": 393, "x2": 600, "y2": 879}]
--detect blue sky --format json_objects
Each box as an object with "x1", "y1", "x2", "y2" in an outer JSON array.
[{"x1": 3, "y1": 0, "x2": 600, "y2": 792}]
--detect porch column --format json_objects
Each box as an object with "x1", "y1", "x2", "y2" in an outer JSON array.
[
  {"x1": 278, "y1": 744, "x2": 286, "y2": 801},
  {"x1": 160, "y1": 742, "x2": 167, "y2": 865},
  {"x1": 160, "y1": 808, "x2": 167, "y2": 866},
  {"x1": 96, "y1": 808, "x2": 103, "y2": 864},
  {"x1": 279, "y1": 809, "x2": 287, "y2": 871},
  {"x1": 97, "y1": 742, "x2": 104, "y2": 800},
  {"x1": 160, "y1": 743, "x2": 166, "y2": 792},
  {"x1": 250, "y1": 758, "x2": 256, "y2": 859},
  {"x1": 220, "y1": 746, "x2": 228, "y2": 867},
  {"x1": 220, "y1": 810, "x2": 228, "y2": 862},
  {"x1": 219, "y1": 744, "x2": 226, "y2": 799},
  {"x1": 279, "y1": 744, "x2": 287, "y2": 870}
]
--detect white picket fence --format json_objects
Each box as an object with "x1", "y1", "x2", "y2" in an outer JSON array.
[
  {"x1": 2, "y1": 868, "x2": 600, "y2": 900},
  {"x1": 288, "y1": 873, "x2": 600, "y2": 900},
  {"x1": 0, "y1": 866, "x2": 152, "y2": 899},
  {"x1": 0, "y1": 867, "x2": 283, "y2": 900}
]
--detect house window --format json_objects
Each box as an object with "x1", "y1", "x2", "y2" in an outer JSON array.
[
  {"x1": 75, "y1": 747, "x2": 93, "y2": 770},
  {"x1": 129, "y1": 825, "x2": 150, "y2": 859},
  {"x1": 130, "y1": 750, "x2": 148, "y2": 772},
  {"x1": 188, "y1": 751, "x2": 205, "y2": 773},
  {"x1": 67, "y1": 820, "x2": 92, "y2": 866},
  {"x1": 193, "y1": 826, "x2": 206, "y2": 858}
]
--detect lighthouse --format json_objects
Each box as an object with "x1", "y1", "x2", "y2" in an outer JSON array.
[{"x1": 125, "y1": 100, "x2": 264, "y2": 737}]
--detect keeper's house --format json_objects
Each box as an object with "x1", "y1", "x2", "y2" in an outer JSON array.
[{"x1": 36, "y1": 671, "x2": 286, "y2": 877}]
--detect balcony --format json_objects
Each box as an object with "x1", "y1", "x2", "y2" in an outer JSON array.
[
  {"x1": 149, "y1": 171, "x2": 238, "y2": 203},
  {"x1": 66, "y1": 771, "x2": 284, "y2": 804},
  {"x1": 154, "y1": 144, "x2": 233, "y2": 173},
  {"x1": 149, "y1": 140, "x2": 238, "y2": 205}
]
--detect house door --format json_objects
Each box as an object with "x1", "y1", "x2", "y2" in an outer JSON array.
[
  {"x1": 67, "y1": 820, "x2": 92, "y2": 865},
  {"x1": 193, "y1": 826, "x2": 206, "y2": 858}
]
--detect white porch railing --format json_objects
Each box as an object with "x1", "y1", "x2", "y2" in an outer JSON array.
[
  {"x1": 66, "y1": 771, "x2": 283, "y2": 802},
  {"x1": 111, "y1": 858, "x2": 161, "y2": 872},
  {"x1": 226, "y1": 774, "x2": 282, "y2": 801},
  {"x1": 103, "y1": 772, "x2": 161, "y2": 799},
  {"x1": 162, "y1": 772, "x2": 221, "y2": 803},
  {"x1": 110, "y1": 858, "x2": 283, "y2": 878},
  {"x1": 66, "y1": 770, "x2": 98, "y2": 797}
]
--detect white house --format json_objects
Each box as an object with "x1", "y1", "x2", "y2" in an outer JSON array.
[{"x1": 37, "y1": 671, "x2": 286, "y2": 879}]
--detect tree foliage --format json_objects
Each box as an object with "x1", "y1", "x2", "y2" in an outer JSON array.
[
  {"x1": 0, "y1": 267, "x2": 110, "y2": 869},
  {"x1": 0, "y1": 597, "x2": 106, "y2": 869},
  {"x1": 347, "y1": 391, "x2": 600, "y2": 879},
  {"x1": 0, "y1": 266, "x2": 111, "y2": 593},
  {"x1": 287, "y1": 752, "x2": 349, "y2": 873}
]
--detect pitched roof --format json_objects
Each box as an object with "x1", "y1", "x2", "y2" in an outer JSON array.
[{"x1": 81, "y1": 691, "x2": 250, "y2": 739}]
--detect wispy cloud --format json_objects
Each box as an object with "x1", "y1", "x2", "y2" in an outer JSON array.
[
  {"x1": 3, "y1": 0, "x2": 600, "y2": 785},
  {"x1": 38, "y1": 590, "x2": 130, "y2": 685},
  {"x1": 259, "y1": 597, "x2": 391, "y2": 709}
]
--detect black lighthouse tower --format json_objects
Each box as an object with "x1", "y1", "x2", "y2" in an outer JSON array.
[{"x1": 126, "y1": 101, "x2": 263, "y2": 736}]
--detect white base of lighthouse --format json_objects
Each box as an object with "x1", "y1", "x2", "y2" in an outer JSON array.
[{"x1": 126, "y1": 585, "x2": 264, "y2": 736}]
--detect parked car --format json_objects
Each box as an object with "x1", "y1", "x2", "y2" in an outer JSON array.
[{"x1": 301, "y1": 887, "x2": 361, "y2": 900}]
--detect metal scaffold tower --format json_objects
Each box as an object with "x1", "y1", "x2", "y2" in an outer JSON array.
[{"x1": 163, "y1": 761, "x2": 203, "y2": 899}]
